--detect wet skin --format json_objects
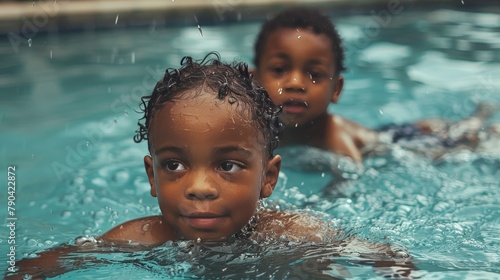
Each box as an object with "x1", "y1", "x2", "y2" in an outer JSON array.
[
  {"x1": 255, "y1": 28, "x2": 378, "y2": 161},
  {"x1": 255, "y1": 27, "x2": 343, "y2": 127},
  {"x1": 141, "y1": 92, "x2": 281, "y2": 242}
]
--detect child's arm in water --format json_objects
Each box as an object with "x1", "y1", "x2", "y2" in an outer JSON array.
[
  {"x1": 5, "y1": 216, "x2": 168, "y2": 280},
  {"x1": 255, "y1": 210, "x2": 416, "y2": 278}
]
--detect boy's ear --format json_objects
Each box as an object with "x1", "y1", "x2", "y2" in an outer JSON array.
[
  {"x1": 144, "y1": 155, "x2": 157, "y2": 197},
  {"x1": 260, "y1": 155, "x2": 282, "y2": 198},
  {"x1": 330, "y1": 76, "x2": 344, "y2": 104}
]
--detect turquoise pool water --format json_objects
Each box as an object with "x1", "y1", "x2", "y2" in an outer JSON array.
[{"x1": 1, "y1": 7, "x2": 500, "y2": 279}]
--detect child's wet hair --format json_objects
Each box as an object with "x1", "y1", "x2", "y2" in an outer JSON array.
[
  {"x1": 134, "y1": 52, "x2": 282, "y2": 157},
  {"x1": 254, "y1": 8, "x2": 346, "y2": 74}
]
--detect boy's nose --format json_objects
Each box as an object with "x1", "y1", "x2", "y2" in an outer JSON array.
[
  {"x1": 285, "y1": 70, "x2": 306, "y2": 93},
  {"x1": 185, "y1": 173, "x2": 219, "y2": 200}
]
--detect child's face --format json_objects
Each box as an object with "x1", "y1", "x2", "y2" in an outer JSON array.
[
  {"x1": 256, "y1": 28, "x2": 344, "y2": 126},
  {"x1": 144, "y1": 92, "x2": 281, "y2": 241}
]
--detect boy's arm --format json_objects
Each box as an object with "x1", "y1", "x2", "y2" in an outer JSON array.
[
  {"x1": 257, "y1": 210, "x2": 416, "y2": 278},
  {"x1": 5, "y1": 239, "x2": 110, "y2": 280},
  {"x1": 5, "y1": 216, "x2": 168, "y2": 280}
]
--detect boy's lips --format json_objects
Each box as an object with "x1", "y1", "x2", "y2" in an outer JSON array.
[
  {"x1": 183, "y1": 212, "x2": 227, "y2": 230},
  {"x1": 282, "y1": 100, "x2": 308, "y2": 114}
]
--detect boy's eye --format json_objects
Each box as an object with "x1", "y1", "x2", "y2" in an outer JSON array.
[
  {"x1": 308, "y1": 71, "x2": 325, "y2": 80},
  {"x1": 270, "y1": 66, "x2": 286, "y2": 74},
  {"x1": 163, "y1": 160, "x2": 186, "y2": 172},
  {"x1": 218, "y1": 161, "x2": 243, "y2": 173}
]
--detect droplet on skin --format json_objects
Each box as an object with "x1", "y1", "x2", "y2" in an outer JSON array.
[
  {"x1": 142, "y1": 223, "x2": 151, "y2": 232},
  {"x1": 278, "y1": 88, "x2": 283, "y2": 95},
  {"x1": 196, "y1": 237, "x2": 201, "y2": 243}
]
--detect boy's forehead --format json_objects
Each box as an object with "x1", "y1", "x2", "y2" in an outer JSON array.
[
  {"x1": 265, "y1": 27, "x2": 335, "y2": 61},
  {"x1": 149, "y1": 93, "x2": 264, "y2": 141},
  {"x1": 270, "y1": 27, "x2": 332, "y2": 48}
]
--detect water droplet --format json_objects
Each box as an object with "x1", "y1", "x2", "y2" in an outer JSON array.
[
  {"x1": 278, "y1": 88, "x2": 283, "y2": 95},
  {"x1": 312, "y1": 80, "x2": 316, "y2": 84},
  {"x1": 295, "y1": 123, "x2": 298, "y2": 127},
  {"x1": 321, "y1": 172, "x2": 325, "y2": 177},
  {"x1": 50, "y1": 50, "x2": 53, "y2": 59},
  {"x1": 197, "y1": 24, "x2": 203, "y2": 37},
  {"x1": 379, "y1": 109, "x2": 384, "y2": 115},
  {"x1": 142, "y1": 223, "x2": 151, "y2": 232},
  {"x1": 86, "y1": 141, "x2": 90, "y2": 147},
  {"x1": 28, "y1": 38, "x2": 32, "y2": 47},
  {"x1": 297, "y1": 35, "x2": 302, "y2": 39},
  {"x1": 61, "y1": 210, "x2": 72, "y2": 218},
  {"x1": 461, "y1": 0, "x2": 464, "y2": 3},
  {"x1": 115, "y1": 14, "x2": 119, "y2": 24},
  {"x1": 196, "y1": 237, "x2": 201, "y2": 243},
  {"x1": 120, "y1": 225, "x2": 124, "y2": 229}
]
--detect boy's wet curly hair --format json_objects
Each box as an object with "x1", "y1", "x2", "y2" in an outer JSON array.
[
  {"x1": 134, "y1": 52, "x2": 282, "y2": 157},
  {"x1": 253, "y1": 7, "x2": 346, "y2": 74}
]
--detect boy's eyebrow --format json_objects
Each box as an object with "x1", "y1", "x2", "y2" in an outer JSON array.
[
  {"x1": 213, "y1": 146, "x2": 254, "y2": 156},
  {"x1": 154, "y1": 146, "x2": 185, "y2": 156},
  {"x1": 270, "y1": 53, "x2": 329, "y2": 66}
]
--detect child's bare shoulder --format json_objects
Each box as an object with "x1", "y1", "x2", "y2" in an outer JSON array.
[
  {"x1": 102, "y1": 215, "x2": 172, "y2": 246},
  {"x1": 255, "y1": 210, "x2": 338, "y2": 242},
  {"x1": 331, "y1": 115, "x2": 378, "y2": 144}
]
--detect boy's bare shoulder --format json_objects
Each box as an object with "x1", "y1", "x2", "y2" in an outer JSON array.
[
  {"x1": 254, "y1": 210, "x2": 338, "y2": 242},
  {"x1": 330, "y1": 115, "x2": 378, "y2": 146},
  {"x1": 102, "y1": 215, "x2": 172, "y2": 246}
]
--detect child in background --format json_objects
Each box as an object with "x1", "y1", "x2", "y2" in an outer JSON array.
[
  {"x1": 6, "y1": 54, "x2": 413, "y2": 279},
  {"x1": 253, "y1": 8, "x2": 497, "y2": 162}
]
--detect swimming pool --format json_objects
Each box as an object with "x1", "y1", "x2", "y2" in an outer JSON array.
[{"x1": 1, "y1": 5, "x2": 500, "y2": 279}]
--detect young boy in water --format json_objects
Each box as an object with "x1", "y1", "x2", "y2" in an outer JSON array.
[
  {"x1": 253, "y1": 8, "x2": 498, "y2": 162},
  {"x1": 6, "y1": 54, "x2": 413, "y2": 279}
]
